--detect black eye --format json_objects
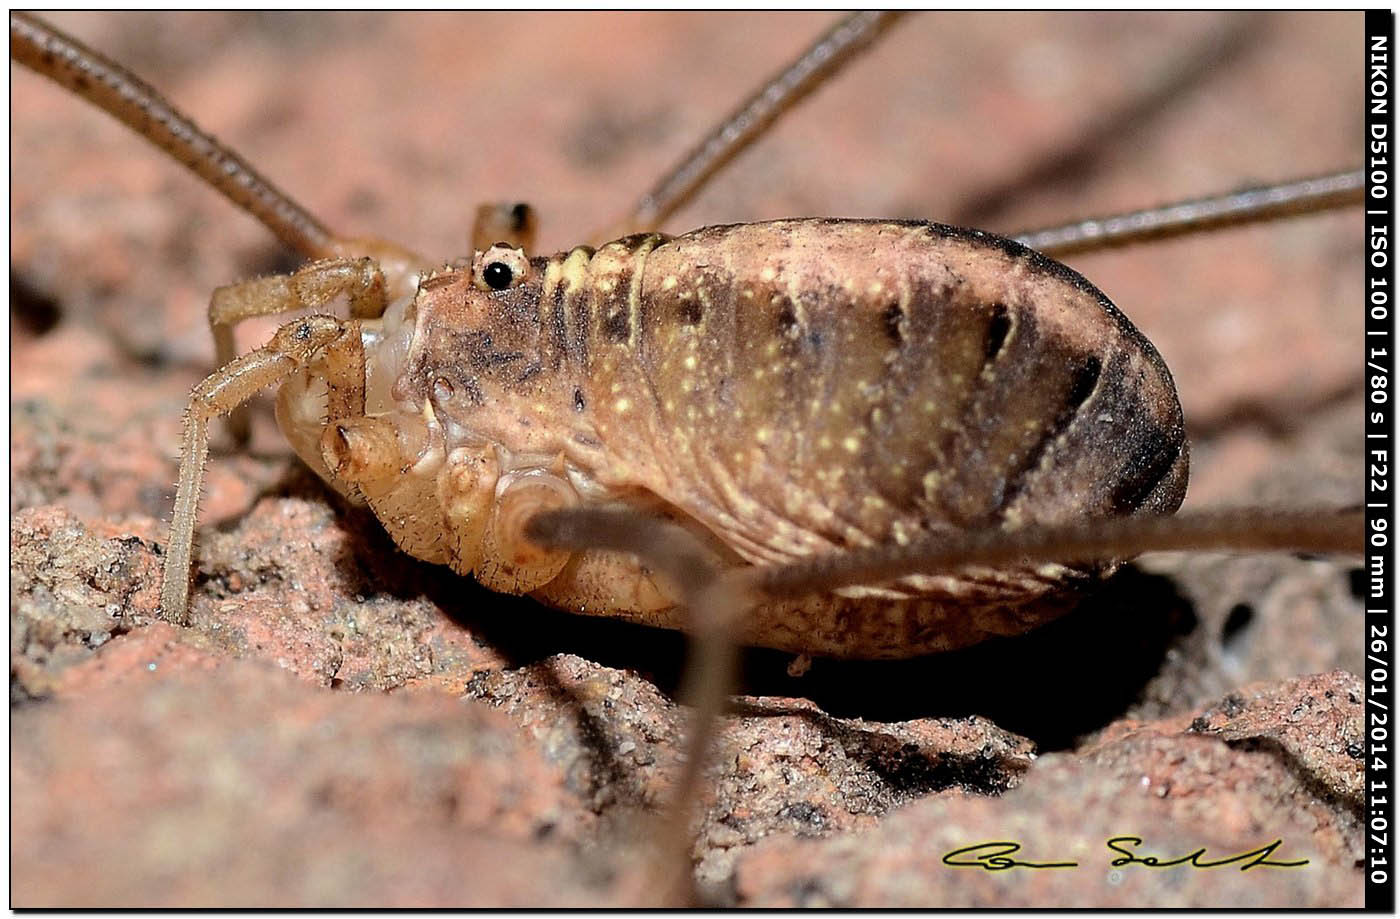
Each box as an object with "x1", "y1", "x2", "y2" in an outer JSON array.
[{"x1": 482, "y1": 261, "x2": 514, "y2": 290}]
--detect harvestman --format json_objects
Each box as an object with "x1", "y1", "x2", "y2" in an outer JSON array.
[{"x1": 11, "y1": 11, "x2": 1365, "y2": 903}]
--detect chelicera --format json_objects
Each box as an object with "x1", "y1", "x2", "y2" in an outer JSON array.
[{"x1": 10, "y1": 12, "x2": 1365, "y2": 904}]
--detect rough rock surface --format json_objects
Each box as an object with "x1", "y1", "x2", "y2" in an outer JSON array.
[
  {"x1": 11, "y1": 627, "x2": 632, "y2": 907},
  {"x1": 12, "y1": 12, "x2": 1364, "y2": 907},
  {"x1": 734, "y1": 672, "x2": 1363, "y2": 907}
]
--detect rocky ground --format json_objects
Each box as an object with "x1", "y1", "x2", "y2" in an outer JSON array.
[{"x1": 12, "y1": 12, "x2": 1365, "y2": 907}]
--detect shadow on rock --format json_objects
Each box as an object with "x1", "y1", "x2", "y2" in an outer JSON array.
[
  {"x1": 320, "y1": 479, "x2": 1198, "y2": 753},
  {"x1": 735, "y1": 565, "x2": 1198, "y2": 751}
]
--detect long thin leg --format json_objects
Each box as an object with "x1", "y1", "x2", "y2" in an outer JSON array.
[
  {"x1": 951, "y1": 13, "x2": 1261, "y2": 231},
  {"x1": 740, "y1": 506, "x2": 1364, "y2": 602},
  {"x1": 524, "y1": 507, "x2": 752, "y2": 906},
  {"x1": 529, "y1": 505, "x2": 1361, "y2": 614},
  {"x1": 1013, "y1": 169, "x2": 1365, "y2": 257},
  {"x1": 11, "y1": 11, "x2": 434, "y2": 292},
  {"x1": 525, "y1": 501, "x2": 1362, "y2": 903},
  {"x1": 597, "y1": 11, "x2": 906, "y2": 241},
  {"x1": 161, "y1": 315, "x2": 353, "y2": 626},
  {"x1": 11, "y1": 12, "x2": 338, "y2": 260}
]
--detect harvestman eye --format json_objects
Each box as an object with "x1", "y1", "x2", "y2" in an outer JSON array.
[
  {"x1": 483, "y1": 261, "x2": 513, "y2": 290},
  {"x1": 473, "y1": 243, "x2": 530, "y2": 291},
  {"x1": 10, "y1": 10, "x2": 1369, "y2": 909}
]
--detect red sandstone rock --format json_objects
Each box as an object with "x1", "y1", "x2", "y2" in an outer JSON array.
[{"x1": 11, "y1": 12, "x2": 1364, "y2": 907}]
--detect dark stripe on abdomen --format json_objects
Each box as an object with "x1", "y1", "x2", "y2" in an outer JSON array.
[
  {"x1": 1108, "y1": 428, "x2": 1185, "y2": 514},
  {"x1": 994, "y1": 353, "x2": 1104, "y2": 516}
]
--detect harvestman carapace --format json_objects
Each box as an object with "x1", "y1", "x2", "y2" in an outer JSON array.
[{"x1": 11, "y1": 11, "x2": 1364, "y2": 903}]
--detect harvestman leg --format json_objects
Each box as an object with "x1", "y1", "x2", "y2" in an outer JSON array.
[
  {"x1": 524, "y1": 509, "x2": 746, "y2": 905},
  {"x1": 10, "y1": 9, "x2": 443, "y2": 458},
  {"x1": 561, "y1": 10, "x2": 1368, "y2": 899},
  {"x1": 161, "y1": 312, "x2": 364, "y2": 626},
  {"x1": 207, "y1": 257, "x2": 386, "y2": 444},
  {"x1": 1015, "y1": 169, "x2": 1364, "y2": 257},
  {"x1": 10, "y1": 12, "x2": 337, "y2": 260},
  {"x1": 594, "y1": 10, "x2": 907, "y2": 241},
  {"x1": 8, "y1": 14, "x2": 411, "y2": 626},
  {"x1": 526, "y1": 503, "x2": 1363, "y2": 903},
  {"x1": 11, "y1": 12, "x2": 419, "y2": 269},
  {"x1": 602, "y1": 10, "x2": 1364, "y2": 248},
  {"x1": 163, "y1": 258, "x2": 393, "y2": 626},
  {"x1": 14, "y1": 10, "x2": 1370, "y2": 906}
]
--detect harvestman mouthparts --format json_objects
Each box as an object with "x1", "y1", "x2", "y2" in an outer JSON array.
[{"x1": 12, "y1": 11, "x2": 1366, "y2": 905}]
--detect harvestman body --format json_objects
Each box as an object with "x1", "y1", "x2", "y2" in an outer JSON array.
[
  {"x1": 11, "y1": 11, "x2": 1365, "y2": 903},
  {"x1": 267, "y1": 218, "x2": 1190, "y2": 660}
]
